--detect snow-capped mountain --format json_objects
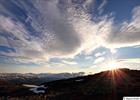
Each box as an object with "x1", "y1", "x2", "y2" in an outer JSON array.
[{"x1": 0, "y1": 72, "x2": 85, "y2": 84}]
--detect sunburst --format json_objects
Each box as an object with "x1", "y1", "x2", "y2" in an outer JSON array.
[{"x1": 106, "y1": 60, "x2": 121, "y2": 70}]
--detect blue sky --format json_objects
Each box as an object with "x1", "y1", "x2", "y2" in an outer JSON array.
[{"x1": 0, "y1": 0, "x2": 140, "y2": 73}]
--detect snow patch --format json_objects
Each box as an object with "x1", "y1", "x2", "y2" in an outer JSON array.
[
  {"x1": 30, "y1": 85, "x2": 47, "y2": 94},
  {"x1": 23, "y1": 84, "x2": 38, "y2": 88},
  {"x1": 23, "y1": 84, "x2": 47, "y2": 94}
]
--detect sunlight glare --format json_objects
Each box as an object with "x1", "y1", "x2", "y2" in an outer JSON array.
[{"x1": 107, "y1": 60, "x2": 120, "y2": 70}]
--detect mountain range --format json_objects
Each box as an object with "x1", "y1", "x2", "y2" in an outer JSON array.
[{"x1": 0, "y1": 72, "x2": 85, "y2": 85}]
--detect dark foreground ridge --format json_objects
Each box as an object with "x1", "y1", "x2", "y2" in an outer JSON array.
[{"x1": 0, "y1": 68, "x2": 140, "y2": 100}]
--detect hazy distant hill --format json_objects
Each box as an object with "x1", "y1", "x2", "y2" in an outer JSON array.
[
  {"x1": 0, "y1": 72, "x2": 84, "y2": 85},
  {"x1": 0, "y1": 68, "x2": 140, "y2": 100}
]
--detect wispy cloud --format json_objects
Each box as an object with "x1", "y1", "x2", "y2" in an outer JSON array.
[
  {"x1": 97, "y1": 0, "x2": 107, "y2": 14},
  {"x1": 0, "y1": 36, "x2": 9, "y2": 47},
  {"x1": 100, "y1": 6, "x2": 140, "y2": 48},
  {"x1": 62, "y1": 60, "x2": 77, "y2": 65}
]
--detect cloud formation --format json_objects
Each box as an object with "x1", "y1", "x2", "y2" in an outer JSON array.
[
  {"x1": 100, "y1": 6, "x2": 140, "y2": 48},
  {"x1": 0, "y1": 0, "x2": 140, "y2": 64}
]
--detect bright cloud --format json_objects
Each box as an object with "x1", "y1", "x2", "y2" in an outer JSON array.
[
  {"x1": 118, "y1": 58, "x2": 140, "y2": 63},
  {"x1": 94, "y1": 51, "x2": 106, "y2": 57},
  {"x1": 93, "y1": 57, "x2": 105, "y2": 64},
  {"x1": 62, "y1": 60, "x2": 77, "y2": 65}
]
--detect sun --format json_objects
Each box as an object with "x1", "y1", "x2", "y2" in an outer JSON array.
[{"x1": 106, "y1": 60, "x2": 120, "y2": 70}]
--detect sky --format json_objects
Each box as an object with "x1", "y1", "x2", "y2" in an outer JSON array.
[{"x1": 0, "y1": 0, "x2": 140, "y2": 74}]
